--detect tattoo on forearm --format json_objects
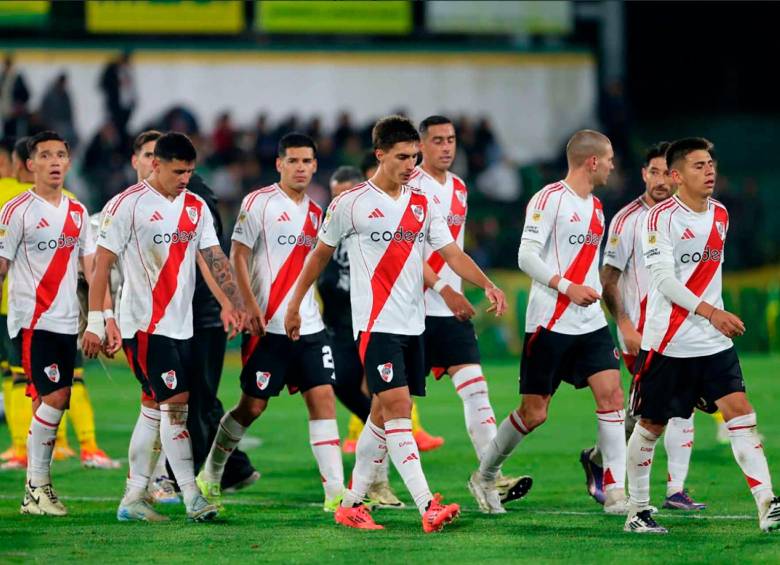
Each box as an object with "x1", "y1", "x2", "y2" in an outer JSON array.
[{"x1": 201, "y1": 247, "x2": 243, "y2": 308}]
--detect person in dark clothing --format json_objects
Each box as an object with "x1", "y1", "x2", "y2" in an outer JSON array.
[{"x1": 99, "y1": 52, "x2": 136, "y2": 137}]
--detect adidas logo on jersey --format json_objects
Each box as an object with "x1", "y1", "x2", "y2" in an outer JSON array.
[
  {"x1": 150, "y1": 211, "x2": 163, "y2": 222},
  {"x1": 277, "y1": 211, "x2": 291, "y2": 222},
  {"x1": 681, "y1": 227, "x2": 695, "y2": 240},
  {"x1": 36, "y1": 218, "x2": 49, "y2": 229},
  {"x1": 368, "y1": 208, "x2": 384, "y2": 219},
  {"x1": 570, "y1": 212, "x2": 581, "y2": 223},
  {"x1": 162, "y1": 370, "x2": 177, "y2": 390}
]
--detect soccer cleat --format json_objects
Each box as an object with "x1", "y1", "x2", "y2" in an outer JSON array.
[
  {"x1": 604, "y1": 489, "x2": 630, "y2": 515},
  {"x1": 413, "y1": 429, "x2": 444, "y2": 452},
  {"x1": 323, "y1": 492, "x2": 344, "y2": 513},
  {"x1": 760, "y1": 496, "x2": 780, "y2": 532},
  {"x1": 334, "y1": 504, "x2": 384, "y2": 530},
  {"x1": 222, "y1": 470, "x2": 261, "y2": 494},
  {"x1": 422, "y1": 494, "x2": 461, "y2": 533},
  {"x1": 663, "y1": 489, "x2": 707, "y2": 511},
  {"x1": 1, "y1": 453, "x2": 27, "y2": 470},
  {"x1": 20, "y1": 482, "x2": 67, "y2": 516},
  {"x1": 53, "y1": 445, "x2": 76, "y2": 461},
  {"x1": 186, "y1": 494, "x2": 219, "y2": 522},
  {"x1": 366, "y1": 481, "x2": 405, "y2": 509},
  {"x1": 196, "y1": 472, "x2": 223, "y2": 511},
  {"x1": 468, "y1": 472, "x2": 505, "y2": 514},
  {"x1": 117, "y1": 498, "x2": 170, "y2": 522},
  {"x1": 149, "y1": 475, "x2": 180, "y2": 504},
  {"x1": 579, "y1": 448, "x2": 605, "y2": 504},
  {"x1": 1, "y1": 446, "x2": 13, "y2": 461},
  {"x1": 624, "y1": 509, "x2": 668, "y2": 534},
  {"x1": 342, "y1": 439, "x2": 357, "y2": 454},
  {"x1": 497, "y1": 474, "x2": 533, "y2": 505},
  {"x1": 81, "y1": 448, "x2": 121, "y2": 470}
]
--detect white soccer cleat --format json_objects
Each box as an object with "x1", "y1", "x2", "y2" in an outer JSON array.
[
  {"x1": 603, "y1": 489, "x2": 630, "y2": 515},
  {"x1": 366, "y1": 481, "x2": 405, "y2": 509},
  {"x1": 186, "y1": 494, "x2": 219, "y2": 522},
  {"x1": 20, "y1": 482, "x2": 67, "y2": 516},
  {"x1": 117, "y1": 498, "x2": 170, "y2": 522},
  {"x1": 624, "y1": 508, "x2": 668, "y2": 534},
  {"x1": 149, "y1": 475, "x2": 180, "y2": 504},
  {"x1": 468, "y1": 471, "x2": 506, "y2": 514},
  {"x1": 759, "y1": 496, "x2": 780, "y2": 532}
]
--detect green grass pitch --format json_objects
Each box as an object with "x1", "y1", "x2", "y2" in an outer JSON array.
[{"x1": 1, "y1": 353, "x2": 779, "y2": 563}]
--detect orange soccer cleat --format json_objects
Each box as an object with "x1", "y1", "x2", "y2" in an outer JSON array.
[
  {"x1": 422, "y1": 494, "x2": 460, "y2": 533},
  {"x1": 342, "y1": 439, "x2": 357, "y2": 454},
  {"x1": 81, "y1": 448, "x2": 121, "y2": 469},
  {"x1": 334, "y1": 504, "x2": 384, "y2": 530},
  {"x1": 413, "y1": 429, "x2": 444, "y2": 452}
]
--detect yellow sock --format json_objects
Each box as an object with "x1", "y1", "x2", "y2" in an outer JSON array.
[
  {"x1": 10, "y1": 380, "x2": 31, "y2": 455},
  {"x1": 2, "y1": 376, "x2": 12, "y2": 445},
  {"x1": 69, "y1": 381, "x2": 98, "y2": 452},
  {"x1": 55, "y1": 410, "x2": 70, "y2": 448},
  {"x1": 712, "y1": 410, "x2": 725, "y2": 425},
  {"x1": 411, "y1": 401, "x2": 423, "y2": 433},
  {"x1": 347, "y1": 414, "x2": 364, "y2": 441}
]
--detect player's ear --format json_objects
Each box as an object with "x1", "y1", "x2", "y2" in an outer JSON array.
[
  {"x1": 312, "y1": 158, "x2": 318, "y2": 175},
  {"x1": 275, "y1": 156, "x2": 282, "y2": 174},
  {"x1": 375, "y1": 148, "x2": 384, "y2": 162},
  {"x1": 131, "y1": 154, "x2": 138, "y2": 171}
]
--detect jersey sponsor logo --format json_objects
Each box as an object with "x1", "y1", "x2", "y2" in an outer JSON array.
[
  {"x1": 152, "y1": 229, "x2": 197, "y2": 245},
  {"x1": 186, "y1": 206, "x2": 199, "y2": 224},
  {"x1": 377, "y1": 362, "x2": 393, "y2": 383},
  {"x1": 370, "y1": 227, "x2": 424, "y2": 243},
  {"x1": 150, "y1": 210, "x2": 163, "y2": 222},
  {"x1": 276, "y1": 233, "x2": 317, "y2": 248},
  {"x1": 36, "y1": 218, "x2": 50, "y2": 229},
  {"x1": 70, "y1": 211, "x2": 82, "y2": 229},
  {"x1": 256, "y1": 371, "x2": 271, "y2": 390},
  {"x1": 411, "y1": 204, "x2": 425, "y2": 223},
  {"x1": 162, "y1": 370, "x2": 177, "y2": 389},
  {"x1": 568, "y1": 231, "x2": 602, "y2": 245},
  {"x1": 368, "y1": 208, "x2": 384, "y2": 219},
  {"x1": 680, "y1": 247, "x2": 722, "y2": 264},
  {"x1": 446, "y1": 213, "x2": 466, "y2": 227},
  {"x1": 36, "y1": 234, "x2": 79, "y2": 251},
  {"x1": 43, "y1": 363, "x2": 60, "y2": 383}
]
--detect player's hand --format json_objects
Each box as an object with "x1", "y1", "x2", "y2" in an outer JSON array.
[
  {"x1": 618, "y1": 319, "x2": 641, "y2": 355},
  {"x1": 565, "y1": 284, "x2": 601, "y2": 307},
  {"x1": 710, "y1": 309, "x2": 745, "y2": 338},
  {"x1": 440, "y1": 286, "x2": 476, "y2": 321},
  {"x1": 82, "y1": 330, "x2": 103, "y2": 359},
  {"x1": 103, "y1": 318, "x2": 122, "y2": 358},
  {"x1": 220, "y1": 305, "x2": 244, "y2": 340},
  {"x1": 246, "y1": 301, "x2": 266, "y2": 337},
  {"x1": 284, "y1": 307, "x2": 302, "y2": 341},
  {"x1": 485, "y1": 285, "x2": 507, "y2": 316}
]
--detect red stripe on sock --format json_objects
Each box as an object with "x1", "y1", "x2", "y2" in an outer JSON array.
[
  {"x1": 455, "y1": 376, "x2": 486, "y2": 392},
  {"x1": 728, "y1": 424, "x2": 756, "y2": 431},
  {"x1": 595, "y1": 409, "x2": 623, "y2": 415},
  {"x1": 598, "y1": 418, "x2": 625, "y2": 423},
  {"x1": 509, "y1": 411, "x2": 529, "y2": 435},
  {"x1": 385, "y1": 428, "x2": 412, "y2": 434},
  {"x1": 312, "y1": 439, "x2": 340, "y2": 447},
  {"x1": 33, "y1": 413, "x2": 59, "y2": 429},
  {"x1": 369, "y1": 427, "x2": 386, "y2": 441}
]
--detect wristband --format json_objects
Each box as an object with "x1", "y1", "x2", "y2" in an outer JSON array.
[
  {"x1": 103, "y1": 309, "x2": 115, "y2": 320},
  {"x1": 86, "y1": 311, "x2": 105, "y2": 340},
  {"x1": 556, "y1": 278, "x2": 572, "y2": 295},
  {"x1": 432, "y1": 279, "x2": 448, "y2": 294}
]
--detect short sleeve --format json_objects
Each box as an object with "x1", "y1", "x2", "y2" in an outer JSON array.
[
  {"x1": 603, "y1": 214, "x2": 635, "y2": 271},
  {"x1": 318, "y1": 196, "x2": 347, "y2": 248},
  {"x1": 426, "y1": 209, "x2": 454, "y2": 251},
  {"x1": 78, "y1": 204, "x2": 96, "y2": 257},
  {"x1": 97, "y1": 199, "x2": 132, "y2": 256},
  {"x1": 642, "y1": 210, "x2": 674, "y2": 268},
  {"x1": 521, "y1": 190, "x2": 556, "y2": 245},
  {"x1": 231, "y1": 196, "x2": 261, "y2": 248},
  {"x1": 198, "y1": 204, "x2": 220, "y2": 250},
  {"x1": 0, "y1": 202, "x2": 24, "y2": 262}
]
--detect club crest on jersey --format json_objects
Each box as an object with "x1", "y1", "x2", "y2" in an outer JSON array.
[
  {"x1": 309, "y1": 211, "x2": 319, "y2": 230},
  {"x1": 455, "y1": 190, "x2": 467, "y2": 206},
  {"x1": 162, "y1": 370, "x2": 177, "y2": 390},
  {"x1": 70, "y1": 211, "x2": 82, "y2": 228},
  {"x1": 595, "y1": 208, "x2": 604, "y2": 226},
  {"x1": 715, "y1": 221, "x2": 726, "y2": 241},
  {"x1": 411, "y1": 205, "x2": 425, "y2": 223},
  {"x1": 186, "y1": 206, "x2": 198, "y2": 224},
  {"x1": 256, "y1": 371, "x2": 271, "y2": 390},
  {"x1": 43, "y1": 364, "x2": 60, "y2": 383},
  {"x1": 377, "y1": 362, "x2": 393, "y2": 383}
]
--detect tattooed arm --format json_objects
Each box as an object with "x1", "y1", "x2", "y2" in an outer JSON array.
[
  {"x1": 200, "y1": 245, "x2": 246, "y2": 334},
  {"x1": 600, "y1": 264, "x2": 640, "y2": 355}
]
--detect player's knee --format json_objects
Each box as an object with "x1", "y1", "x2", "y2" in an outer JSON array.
[
  {"x1": 43, "y1": 387, "x2": 71, "y2": 410},
  {"x1": 519, "y1": 406, "x2": 547, "y2": 431},
  {"x1": 304, "y1": 385, "x2": 337, "y2": 419},
  {"x1": 381, "y1": 396, "x2": 412, "y2": 421},
  {"x1": 234, "y1": 397, "x2": 266, "y2": 424}
]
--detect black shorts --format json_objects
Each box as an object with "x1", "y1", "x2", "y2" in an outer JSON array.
[
  {"x1": 123, "y1": 331, "x2": 193, "y2": 403},
  {"x1": 631, "y1": 347, "x2": 745, "y2": 422},
  {"x1": 13, "y1": 329, "x2": 77, "y2": 401},
  {"x1": 330, "y1": 329, "x2": 364, "y2": 389},
  {"x1": 520, "y1": 325, "x2": 620, "y2": 396},
  {"x1": 424, "y1": 316, "x2": 481, "y2": 378},
  {"x1": 240, "y1": 331, "x2": 335, "y2": 399},
  {"x1": 358, "y1": 332, "x2": 426, "y2": 397}
]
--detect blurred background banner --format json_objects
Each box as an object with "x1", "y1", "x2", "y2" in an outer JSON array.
[
  {"x1": 255, "y1": 0, "x2": 412, "y2": 35},
  {"x1": 0, "y1": 0, "x2": 50, "y2": 28},
  {"x1": 426, "y1": 0, "x2": 573, "y2": 35},
  {"x1": 86, "y1": 0, "x2": 245, "y2": 34}
]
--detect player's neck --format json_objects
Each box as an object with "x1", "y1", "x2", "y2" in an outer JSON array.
[
  {"x1": 277, "y1": 181, "x2": 306, "y2": 204},
  {"x1": 676, "y1": 187, "x2": 708, "y2": 213},
  {"x1": 370, "y1": 172, "x2": 402, "y2": 199},
  {"x1": 145, "y1": 175, "x2": 177, "y2": 201},
  {"x1": 562, "y1": 171, "x2": 593, "y2": 198},
  {"x1": 420, "y1": 162, "x2": 447, "y2": 184},
  {"x1": 32, "y1": 183, "x2": 63, "y2": 206}
]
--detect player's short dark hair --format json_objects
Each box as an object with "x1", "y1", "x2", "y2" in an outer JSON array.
[
  {"x1": 643, "y1": 141, "x2": 671, "y2": 167},
  {"x1": 372, "y1": 115, "x2": 420, "y2": 151},
  {"x1": 330, "y1": 166, "x2": 363, "y2": 186},
  {"x1": 27, "y1": 131, "x2": 70, "y2": 157},
  {"x1": 360, "y1": 151, "x2": 377, "y2": 178},
  {"x1": 666, "y1": 137, "x2": 714, "y2": 170},
  {"x1": 0, "y1": 137, "x2": 13, "y2": 156},
  {"x1": 133, "y1": 130, "x2": 162, "y2": 155},
  {"x1": 278, "y1": 132, "x2": 317, "y2": 158},
  {"x1": 419, "y1": 115, "x2": 453, "y2": 137},
  {"x1": 154, "y1": 132, "x2": 197, "y2": 163}
]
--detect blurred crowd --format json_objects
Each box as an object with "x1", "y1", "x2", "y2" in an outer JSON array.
[{"x1": 0, "y1": 54, "x2": 769, "y2": 271}]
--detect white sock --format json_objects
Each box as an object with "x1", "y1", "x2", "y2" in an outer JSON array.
[
  {"x1": 597, "y1": 409, "x2": 626, "y2": 492},
  {"x1": 159, "y1": 403, "x2": 199, "y2": 506},
  {"x1": 385, "y1": 418, "x2": 432, "y2": 515},
  {"x1": 478, "y1": 410, "x2": 529, "y2": 481},
  {"x1": 342, "y1": 419, "x2": 386, "y2": 507},
  {"x1": 28, "y1": 403, "x2": 63, "y2": 487},
  {"x1": 665, "y1": 415, "x2": 694, "y2": 496},
  {"x1": 451, "y1": 365, "x2": 497, "y2": 461},
  {"x1": 627, "y1": 423, "x2": 659, "y2": 509},
  {"x1": 309, "y1": 419, "x2": 344, "y2": 499},
  {"x1": 152, "y1": 450, "x2": 167, "y2": 479},
  {"x1": 727, "y1": 413, "x2": 774, "y2": 508},
  {"x1": 123, "y1": 406, "x2": 161, "y2": 503},
  {"x1": 203, "y1": 412, "x2": 247, "y2": 484},
  {"x1": 375, "y1": 455, "x2": 390, "y2": 484}
]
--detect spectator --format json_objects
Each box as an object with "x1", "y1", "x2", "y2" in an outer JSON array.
[
  {"x1": 0, "y1": 55, "x2": 30, "y2": 138},
  {"x1": 99, "y1": 52, "x2": 136, "y2": 136},
  {"x1": 39, "y1": 72, "x2": 78, "y2": 149}
]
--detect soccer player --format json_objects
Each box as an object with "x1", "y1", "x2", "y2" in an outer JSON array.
[
  {"x1": 196, "y1": 133, "x2": 345, "y2": 513},
  {"x1": 285, "y1": 115, "x2": 507, "y2": 532},
  {"x1": 469, "y1": 130, "x2": 628, "y2": 515},
  {"x1": 0, "y1": 131, "x2": 94, "y2": 515},
  {"x1": 580, "y1": 142, "x2": 705, "y2": 510},
  {"x1": 409, "y1": 115, "x2": 531, "y2": 506},
  {"x1": 624, "y1": 138, "x2": 780, "y2": 534},
  {"x1": 84, "y1": 132, "x2": 244, "y2": 523}
]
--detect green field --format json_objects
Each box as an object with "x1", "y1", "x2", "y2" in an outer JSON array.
[{"x1": 1, "y1": 353, "x2": 779, "y2": 563}]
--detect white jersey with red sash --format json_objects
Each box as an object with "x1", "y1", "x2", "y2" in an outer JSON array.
[
  {"x1": 97, "y1": 181, "x2": 219, "y2": 340},
  {"x1": 0, "y1": 190, "x2": 93, "y2": 337},
  {"x1": 520, "y1": 181, "x2": 607, "y2": 334},
  {"x1": 603, "y1": 196, "x2": 652, "y2": 353},
  {"x1": 232, "y1": 183, "x2": 324, "y2": 337},
  {"x1": 318, "y1": 181, "x2": 453, "y2": 354},
  {"x1": 408, "y1": 167, "x2": 468, "y2": 317},
  {"x1": 641, "y1": 195, "x2": 732, "y2": 357}
]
